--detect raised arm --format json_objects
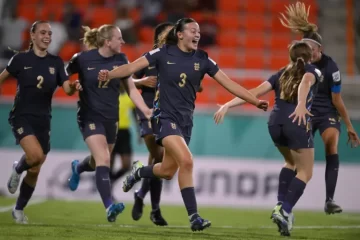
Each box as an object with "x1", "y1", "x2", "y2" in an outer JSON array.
[{"x1": 214, "y1": 81, "x2": 273, "y2": 124}]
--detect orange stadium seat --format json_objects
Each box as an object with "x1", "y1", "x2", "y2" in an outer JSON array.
[
  {"x1": 0, "y1": 79, "x2": 17, "y2": 97},
  {"x1": 18, "y1": 0, "x2": 40, "y2": 4},
  {"x1": 90, "y1": 7, "x2": 116, "y2": 27},
  {"x1": 218, "y1": 50, "x2": 239, "y2": 68},
  {"x1": 59, "y1": 41, "x2": 81, "y2": 62},
  {"x1": 241, "y1": 0, "x2": 266, "y2": 13},
  {"x1": 241, "y1": 15, "x2": 267, "y2": 31},
  {"x1": 217, "y1": 0, "x2": 241, "y2": 12},
  {"x1": 216, "y1": 31, "x2": 239, "y2": 48},
  {"x1": 129, "y1": 9, "x2": 141, "y2": 24},
  {"x1": 216, "y1": 14, "x2": 241, "y2": 30},
  {"x1": 244, "y1": 52, "x2": 266, "y2": 69},
  {"x1": 243, "y1": 34, "x2": 266, "y2": 50},
  {"x1": 121, "y1": 45, "x2": 139, "y2": 62},
  {"x1": 270, "y1": 34, "x2": 293, "y2": 50},
  {"x1": 270, "y1": 15, "x2": 289, "y2": 33},
  {"x1": 269, "y1": 0, "x2": 290, "y2": 13},
  {"x1": 17, "y1": 5, "x2": 37, "y2": 23},
  {"x1": 138, "y1": 27, "x2": 154, "y2": 44},
  {"x1": 136, "y1": 44, "x2": 154, "y2": 56},
  {"x1": 269, "y1": 54, "x2": 289, "y2": 70}
]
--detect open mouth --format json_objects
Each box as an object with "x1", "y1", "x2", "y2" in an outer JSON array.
[
  {"x1": 192, "y1": 39, "x2": 199, "y2": 45},
  {"x1": 42, "y1": 39, "x2": 50, "y2": 44}
]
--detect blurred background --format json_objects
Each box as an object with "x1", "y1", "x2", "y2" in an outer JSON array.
[{"x1": 0, "y1": 0, "x2": 359, "y2": 211}]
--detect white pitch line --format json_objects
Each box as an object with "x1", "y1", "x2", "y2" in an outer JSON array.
[
  {"x1": 26, "y1": 223, "x2": 360, "y2": 230},
  {"x1": 0, "y1": 199, "x2": 46, "y2": 213}
]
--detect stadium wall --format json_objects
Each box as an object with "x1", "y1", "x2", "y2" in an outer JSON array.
[
  {"x1": 0, "y1": 103, "x2": 360, "y2": 162},
  {"x1": 0, "y1": 150, "x2": 359, "y2": 212}
]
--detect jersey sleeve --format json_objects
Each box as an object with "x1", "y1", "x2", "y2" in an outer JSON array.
[
  {"x1": 144, "y1": 47, "x2": 163, "y2": 66},
  {"x1": 328, "y1": 60, "x2": 341, "y2": 93},
  {"x1": 6, "y1": 53, "x2": 22, "y2": 77},
  {"x1": 56, "y1": 58, "x2": 68, "y2": 86},
  {"x1": 205, "y1": 57, "x2": 219, "y2": 77},
  {"x1": 266, "y1": 73, "x2": 280, "y2": 89},
  {"x1": 65, "y1": 53, "x2": 81, "y2": 75},
  {"x1": 305, "y1": 64, "x2": 322, "y2": 84}
]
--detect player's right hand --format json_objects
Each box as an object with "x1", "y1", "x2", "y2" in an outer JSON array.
[
  {"x1": 98, "y1": 70, "x2": 109, "y2": 81},
  {"x1": 256, "y1": 100, "x2": 269, "y2": 111},
  {"x1": 289, "y1": 105, "x2": 313, "y2": 126},
  {"x1": 214, "y1": 104, "x2": 229, "y2": 124}
]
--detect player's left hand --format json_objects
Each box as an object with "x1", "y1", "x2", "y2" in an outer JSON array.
[
  {"x1": 256, "y1": 100, "x2": 269, "y2": 111},
  {"x1": 347, "y1": 127, "x2": 360, "y2": 148},
  {"x1": 98, "y1": 70, "x2": 109, "y2": 81},
  {"x1": 144, "y1": 108, "x2": 153, "y2": 120},
  {"x1": 289, "y1": 105, "x2": 313, "y2": 126},
  {"x1": 70, "y1": 80, "x2": 82, "y2": 91}
]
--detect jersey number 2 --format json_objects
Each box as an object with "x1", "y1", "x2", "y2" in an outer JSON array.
[
  {"x1": 179, "y1": 73, "x2": 187, "y2": 87},
  {"x1": 98, "y1": 79, "x2": 110, "y2": 88},
  {"x1": 37, "y1": 75, "x2": 44, "y2": 89}
]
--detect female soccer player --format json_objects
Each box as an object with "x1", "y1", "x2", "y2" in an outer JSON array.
[
  {"x1": 98, "y1": 18, "x2": 269, "y2": 231},
  {"x1": 131, "y1": 22, "x2": 174, "y2": 226},
  {"x1": 279, "y1": 2, "x2": 360, "y2": 214},
  {"x1": 216, "y1": 41, "x2": 321, "y2": 236},
  {"x1": 1, "y1": 20, "x2": 81, "y2": 224},
  {"x1": 66, "y1": 24, "x2": 152, "y2": 222}
]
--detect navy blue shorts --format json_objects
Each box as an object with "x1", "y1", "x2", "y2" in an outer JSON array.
[
  {"x1": 268, "y1": 123, "x2": 314, "y2": 150},
  {"x1": 78, "y1": 119, "x2": 118, "y2": 144},
  {"x1": 139, "y1": 119, "x2": 153, "y2": 137},
  {"x1": 312, "y1": 114, "x2": 341, "y2": 136},
  {"x1": 9, "y1": 115, "x2": 51, "y2": 154},
  {"x1": 113, "y1": 129, "x2": 132, "y2": 154},
  {"x1": 152, "y1": 117, "x2": 192, "y2": 146}
]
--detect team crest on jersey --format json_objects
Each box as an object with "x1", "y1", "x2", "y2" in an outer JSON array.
[
  {"x1": 49, "y1": 67, "x2": 55, "y2": 75},
  {"x1": 170, "y1": 123, "x2": 177, "y2": 129},
  {"x1": 89, "y1": 123, "x2": 96, "y2": 130},
  {"x1": 17, "y1": 127, "x2": 24, "y2": 135},
  {"x1": 194, "y1": 63, "x2": 200, "y2": 71}
]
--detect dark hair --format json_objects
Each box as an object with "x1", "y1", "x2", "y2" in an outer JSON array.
[
  {"x1": 279, "y1": 2, "x2": 322, "y2": 46},
  {"x1": 158, "y1": 18, "x2": 196, "y2": 46},
  {"x1": 28, "y1": 20, "x2": 49, "y2": 51},
  {"x1": 153, "y1": 22, "x2": 174, "y2": 49},
  {"x1": 279, "y1": 41, "x2": 312, "y2": 103}
]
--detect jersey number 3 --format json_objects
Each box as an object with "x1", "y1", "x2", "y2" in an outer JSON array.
[{"x1": 179, "y1": 73, "x2": 187, "y2": 87}]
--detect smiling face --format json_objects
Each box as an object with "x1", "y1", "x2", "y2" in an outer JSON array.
[
  {"x1": 106, "y1": 27, "x2": 125, "y2": 54},
  {"x1": 177, "y1": 21, "x2": 201, "y2": 51},
  {"x1": 30, "y1": 22, "x2": 52, "y2": 51}
]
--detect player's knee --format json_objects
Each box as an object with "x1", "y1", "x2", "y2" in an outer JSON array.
[
  {"x1": 178, "y1": 153, "x2": 193, "y2": 171},
  {"x1": 324, "y1": 143, "x2": 337, "y2": 155},
  {"x1": 94, "y1": 153, "x2": 111, "y2": 166},
  {"x1": 26, "y1": 150, "x2": 45, "y2": 166},
  {"x1": 26, "y1": 165, "x2": 42, "y2": 182}
]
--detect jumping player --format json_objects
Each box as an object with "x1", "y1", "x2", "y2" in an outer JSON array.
[
  {"x1": 66, "y1": 25, "x2": 152, "y2": 222},
  {"x1": 98, "y1": 18, "x2": 269, "y2": 231},
  {"x1": 279, "y1": 1, "x2": 360, "y2": 214},
  {"x1": 216, "y1": 41, "x2": 321, "y2": 236},
  {"x1": 131, "y1": 22, "x2": 174, "y2": 226},
  {"x1": 2, "y1": 21, "x2": 81, "y2": 224}
]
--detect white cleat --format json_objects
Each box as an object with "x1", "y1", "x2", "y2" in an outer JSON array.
[
  {"x1": 12, "y1": 207, "x2": 28, "y2": 224},
  {"x1": 7, "y1": 161, "x2": 22, "y2": 194}
]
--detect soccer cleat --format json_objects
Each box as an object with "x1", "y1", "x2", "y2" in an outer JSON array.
[
  {"x1": 190, "y1": 214, "x2": 211, "y2": 231},
  {"x1": 270, "y1": 202, "x2": 295, "y2": 235},
  {"x1": 7, "y1": 161, "x2": 22, "y2": 194},
  {"x1": 271, "y1": 204, "x2": 292, "y2": 236},
  {"x1": 107, "y1": 203, "x2": 125, "y2": 222},
  {"x1": 132, "y1": 191, "x2": 144, "y2": 221},
  {"x1": 150, "y1": 209, "x2": 168, "y2": 226},
  {"x1": 122, "y1": 161, "x2": 144, "y2": 192},
  {"x1": 68, "y1": 160, "x2": 80, "y2": 191},
  {"x1": 325, "y1": 199, "x2": 343, "y2": 215},
  {"x1": 12, "y1": 207, "x2": 28, "y2": 224}
]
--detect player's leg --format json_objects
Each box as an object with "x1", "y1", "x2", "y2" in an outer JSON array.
[
  {"x1": 276, "y1": 146, "x2": 296, "y2": 204},
  {"x1": 111, "y1": 130, "x2": 132, "y2": 182},
  {"x1": 320, "y1": 123, "x2": 342, "y2": 214},
  {"x1": 146, "y1": 135, "x2": 167, "y2": 226}
]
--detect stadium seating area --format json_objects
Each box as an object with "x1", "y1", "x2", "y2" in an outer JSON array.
[{"x1": 1, "y1": 0, "x2": 319, "y2": 107}]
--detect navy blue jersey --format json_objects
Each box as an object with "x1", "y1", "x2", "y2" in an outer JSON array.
[
  {"x1": 144, "y1": 45, "x2": 219, "y2": 124},
  {"x1": 133, "y1": 52, "x2": 157, "y2": 120},
  {"x1": 268, "y1": 63, "x2": 322, "y2": 125},
  {"x1": 66, "y1": 49, "x2": 128, "y2": 121},
  {"x1": 6, "y1": 50, "x2": 67, "y2": 118},
  {"x1": 311, "y1": 54, "x2": 341, "y2": 116}
]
